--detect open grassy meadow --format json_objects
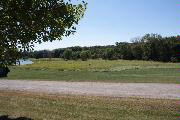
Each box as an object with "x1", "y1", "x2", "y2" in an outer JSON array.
[
  {"x1": 0, "y1": 91, "x2": 179, "y2": 120},
  {"x1": 4, "y1": 59, "x2": 179, "y2": 83}
]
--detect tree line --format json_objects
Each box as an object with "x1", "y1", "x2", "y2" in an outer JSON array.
[{"x1": 27, "y1": 34, "x2": 180, "y2": 62}]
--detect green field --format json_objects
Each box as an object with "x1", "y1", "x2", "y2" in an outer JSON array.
[
  {"x1": 4, "y1": 59, "x2": 179, "y2": 83},
  {"x1": 0, "y1": 91, "x2": 179, "y2": 120},
  {"x1": 1, "y1": 60, "x2": 179, "y2": 120}
]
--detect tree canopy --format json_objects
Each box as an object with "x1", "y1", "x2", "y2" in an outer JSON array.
[
  {"x1": 29, "y1": 34, "x2": 180, "y2": 62},
  {"x1": 0, "y1": 0, "x2": 87, "y2": 66}
]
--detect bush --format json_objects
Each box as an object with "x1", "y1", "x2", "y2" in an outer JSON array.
[{"x1": 0, "y1": 67, "x2": 10, "y2": 77}]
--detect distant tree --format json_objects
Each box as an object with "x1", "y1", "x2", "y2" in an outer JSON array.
[
  {"x1": 71, "y1": 46, "x2": 82, "y2": 52},
  {"x1": 131, "y1": 44, "x2": 143, "y2": 60},
  {"x1": 54, "y1": 49, "x2": 60, "y2": 58},
  {"x1": 80, "y1": 51, "x2": 90, "y2": 61},
  {"x1": 63, "y1": 49, "x2": 72, "y2": 60},
  {"x1": 130, "y1": 38, "x2": 143, "y2": 60},
  {"x1": 103, "y1": 48, "x2": 117, "y2": 60},
  {"x1": 72, "y1": 51, "x2": 80, "y2": 60},
  {"x1": 29, "y1": 34, "x2": 180, "y2": 63},
  {"x1": 166, "y1": 36, "x2": 180, "y2": 62},
  {"x1": 141, "y1": 34, "x2": 163, "y2": 61},
  {"x1": 90, "y1": 46, "x2": 104, "y2": 59},
  {"x1": 33, "y1": 50, "x2": 43, "y2": 59},
  {"x1": 116, "y1": 42, "x2": 133, "y2": 60}
]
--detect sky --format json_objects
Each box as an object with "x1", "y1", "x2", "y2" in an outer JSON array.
[{"x1": 34, "y1": 0, "x2": 180, "y2": 50}]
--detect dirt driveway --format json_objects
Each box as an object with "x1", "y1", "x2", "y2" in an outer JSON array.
[{"x1": 0, "y1": 80, "x2": 179, "y2": 99}]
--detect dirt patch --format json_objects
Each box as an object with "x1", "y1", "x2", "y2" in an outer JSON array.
[{"x1": 0, "y1": 80, "x2": 179, "y2": 99}]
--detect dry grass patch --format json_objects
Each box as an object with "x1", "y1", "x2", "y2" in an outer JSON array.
[{"x1": 0, "y1": 91, "x2": 179, "y2": 120}]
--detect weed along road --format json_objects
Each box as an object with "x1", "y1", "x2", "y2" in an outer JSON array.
[{"x1": 0, "y1": 80, "x2": 179, "y2": 99}]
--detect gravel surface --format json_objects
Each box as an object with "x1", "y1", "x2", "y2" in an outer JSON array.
[{"x1": 0, "y1": 80, "x2": 179, "y2": 99}]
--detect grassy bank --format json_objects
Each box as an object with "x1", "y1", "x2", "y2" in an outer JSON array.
[
  {"x1": 0, "y1": 91, "x2": 179, "y2": 120},
  {"x1": 4, "y1": 59, "x2": 179, "y2": 83}
]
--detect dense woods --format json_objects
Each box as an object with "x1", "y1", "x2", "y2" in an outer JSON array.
[{"x1": 27, "y1": 34, "x2": 180, "y2": 62}]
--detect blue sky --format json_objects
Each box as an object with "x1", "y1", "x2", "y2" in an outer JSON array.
[{"x1": 34, "y1": 0, "x2": 180, "y2": 50}]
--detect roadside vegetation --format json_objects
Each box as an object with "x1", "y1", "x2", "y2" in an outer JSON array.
[
  {"x1": 0, "y1": 91, "x2": 179, "y2": 120},
  {"x1": 5, "y1": 59, "x2": 179, "y2": 83}
]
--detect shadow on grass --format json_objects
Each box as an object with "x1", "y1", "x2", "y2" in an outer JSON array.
[{"x1": 0, "y1": 115, "x2": 33, "y2": 120}]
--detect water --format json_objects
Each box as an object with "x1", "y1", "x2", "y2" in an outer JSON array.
[{"x1": 17, "y1": 59, "x2": 33, "y2": 65}]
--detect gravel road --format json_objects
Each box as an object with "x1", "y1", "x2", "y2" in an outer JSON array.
[{"x1": 0, "y1": 80, "x2": 179, "y2": 99}]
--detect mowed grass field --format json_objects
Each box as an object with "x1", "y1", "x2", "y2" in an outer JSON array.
[
  {"x1": 0, "y1": 91, "x2": 179, "y2": 120},
  {"x1": 4, "y1": 59, "x2": 180, "y2": 83}
]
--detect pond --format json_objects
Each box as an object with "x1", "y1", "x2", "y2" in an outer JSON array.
[{"x1": 17, "y1": 59, "x2": 33, "y2": 65}]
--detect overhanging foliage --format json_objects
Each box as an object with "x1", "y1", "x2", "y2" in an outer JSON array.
[{"x1": 0, "y1": 0, "x2": 87, "y2": 66}]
